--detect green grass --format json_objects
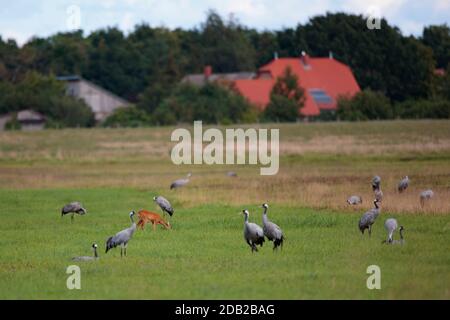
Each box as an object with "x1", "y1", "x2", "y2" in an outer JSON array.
[
  {"x1": 1, "y1": 120, "x2": 449, "y2": 299},
  {"x1": 1, "y1": 188, "x2": 449, "y2": 299}
]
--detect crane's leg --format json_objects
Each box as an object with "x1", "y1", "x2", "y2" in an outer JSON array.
[
  {"x1": 368, "y1": 225, "x2": 372, "y2": 237},
  {"x1": 71, "y1": 213, "x2": 74, "y2": 223},
  {"x1": 120, "y1": 247, "x2": 123, "y2": 257},
  {"x1": 246, "y1": 240, "x2": 253, "y2": 252}
]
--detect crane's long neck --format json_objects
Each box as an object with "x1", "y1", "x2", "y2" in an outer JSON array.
[
  {"x1": 262, "y1": 207, "x2": 268, "y2": 223},
  {"x1": 374, "y1": 201, "x2": 379, "y2": 209},
  {"x1": 94, "y1": 247, "x2": 98, "y2": 258},
  {"x1": 400, "y1": 228, "x2": 404, "y2": 240},
  {"x1": 244, "y1": 213, "x2": 249, "y2": 223}
]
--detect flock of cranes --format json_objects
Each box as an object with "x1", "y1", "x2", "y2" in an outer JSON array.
[
  {"x1": 353, "y1": 175, "x2": 434, "y2": 244},
  {"x1": 66, "y1": 171, "x2": 433, "y2": 260}
]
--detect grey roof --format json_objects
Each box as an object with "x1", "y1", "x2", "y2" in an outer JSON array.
[
  {"x1": 17, "y1": 110, "x2": 45, "y2": 122},
  {"x1": 181, "y1": 72, "x2": 256, "y2": 86}
]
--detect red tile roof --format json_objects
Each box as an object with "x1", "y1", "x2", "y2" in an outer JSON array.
[{"x1": 234, "y1": 56, "x2": 361, "y2": 116}]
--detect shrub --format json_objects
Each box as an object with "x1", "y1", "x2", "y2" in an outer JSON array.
[
  {"x1": 337, "y1": 90, "x2": 393, "y2": 121},
  {"x1": 153, "y1": 83, "x2": 256, "y2": 125},
  {"x1": 103, "y1": 106, "x2": 151, "y2": 127},
  {"x1": 394, "y1": 99, "x2": 450, "y2": 119},
  {"x1": 263, "y1": 95, "x2": 299, "y2": 122}
]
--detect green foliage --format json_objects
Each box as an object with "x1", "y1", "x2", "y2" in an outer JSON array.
[
  {"x1": 1, "y1": 12, "x2": 449, "y2": 124},
  {"x1": 337, "y1": 90, "x2": 393, "y2": 121},
  {"x1": 0, "y1": 72, "x2": 94, "y2": 127},
  {"x1": 263, "y1": 95, "x2": 299, "y2": 122},
  {"x1": 422, "y1": 24, "x2": 450, "y2": 69},
  {"x1": 394, "y1": 99, "x2": 450, "y2": 119},
  {"x1": 153, "y1": 83, "x2": 256, "y2": 125},
  {"x1": 103, "y1": 106, "x2": 152, "y2": 127},
  {"x1": 263, "y1": 67, "x2": 305, "y2": 122},
  {"x1": 4, "y1": 116, "x2": 21, "y2": 130}
]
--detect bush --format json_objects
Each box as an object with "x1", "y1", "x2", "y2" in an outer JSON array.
[
  {"x1": 1, "y1": 72, "x2": 95, "y2": 127},
  {"x1": 337, "y1": 90, "x2": 393, "y2": 121},
  {"x1": 103, "y1": 106, "x2": 152, "y2": 127},
  {"x1": 394, "y1": 99, "x2": 450, "y2": 119},
  {"x1": 153, "y1": 83, "x2": 257, "y2": 125},
  {"x1": 263, "y1": 95, "x2": 299, "y2": 122}
]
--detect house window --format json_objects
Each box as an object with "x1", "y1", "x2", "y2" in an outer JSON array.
[{"x1": 309, "y1": 89, "x2": 333, "y2": 104}]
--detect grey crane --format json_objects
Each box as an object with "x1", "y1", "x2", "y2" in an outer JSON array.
[
  {"x1": 374, "y1": 188, "x2": 383, "y2": 203},
  {"x1": 398, "y1": 176, "x2": 409, "y2": 193},
  {"x1": 61, "y1": 201, "x2": 87, "y2": 222},
  {"x1": 241, "y1": 209, "x2": 265, "y2": 252},
  {"x1": 420, "y1": 189, "x2": 434, "y2": 207},
  {"x1": 383, "y1": 218, "x2": 405, "y2": 244},
  {"x1": 347, "y1": 195, "x2": 362, "y2": 205},
  {"x1": 72, "y1": 243, "x2": 99, "y2": 261},
  {"x1": 153, "y1": 195, "x2": 174, "y2": 217},
  {"x1": 227, "y1": 171, "x2": 238, "y2": 177},
  {"x1": 170, "y1": 173, "x2": 191, "y2": 189},
  {"x1": 105, "y1": 211, "x2": 137, "y2": 257},
  {"x1": 261, "y1": 203, "x2": 284, "y2": 250},
  {"x1": 371, "y1": 175, "x2": 381, "y2": 191},
  {"x1": 358, "y1": 200, "x2": 381, "y2": 236}
]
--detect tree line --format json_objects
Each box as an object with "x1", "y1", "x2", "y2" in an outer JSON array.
[{"x1": 0, "y1": 10, "x2": 449, "y2": 127}]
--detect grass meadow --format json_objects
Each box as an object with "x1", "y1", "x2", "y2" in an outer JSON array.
[{"x1": 0, "y1": 120, "x2": 449, "y2": 299}]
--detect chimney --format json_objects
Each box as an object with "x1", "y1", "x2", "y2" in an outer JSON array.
[
  {"x1": 300, "y1": 51, "x2": 310, "y2": 67},
  {"x1": 204, "y1": 65, "x2": 212, "y2": 81},
  {"x1": 329, "y1": 51, "x2": 333, "y2": 59},
  {"x1": 274, "y1": 51, "x2": 279, "y2": 60}
]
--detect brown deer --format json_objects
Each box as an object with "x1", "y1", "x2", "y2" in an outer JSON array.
[{"x1": 137, "y1": 210, "x2": 171, "y2": 231}]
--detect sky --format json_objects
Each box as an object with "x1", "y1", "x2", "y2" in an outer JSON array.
[{"x1": 1, "y1": 0, "x2": 449, "y2": 46}]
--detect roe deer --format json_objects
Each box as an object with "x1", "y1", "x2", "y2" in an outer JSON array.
[{"x1": 137, "y1": 210, "x2": 171, "y2": 231}]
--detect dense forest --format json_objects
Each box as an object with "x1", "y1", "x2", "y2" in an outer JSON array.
[{"x1": 0, "y1": 11, "x2": 449, "y2": 127}]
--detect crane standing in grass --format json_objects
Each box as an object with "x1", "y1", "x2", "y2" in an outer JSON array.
[
  {"x1": 72, "y1": 243, "x2": 99, "y2": 261},
  {"x1": 420, "y1": 189, "x2": 434, "y2": 207},
  {"x1": 371, "y1": 175, "x2": 383, "y2": 202},
  {"x1": 359, "y1": 200, "x2": 381, "y2": 237},
  {"x1": 398, "y1": 176, "x2": 410, "y2": 193},
  {"x1": 383, "y1": 218, "x2": 405, "y2": 245},
  {"x1": 347, "y1": 195, "x2": 362, "y2": 205},
  {"x1": 170, "y1": 173, "x2": 191, "y2": 190},
  {"x1": 261, "y1": 203, "x2": 284, "y2": 250},
  {"x1": 105, "y1": 211, "x2": 137, "y2": 257},
  {"x1": 242, "y1": 209, "x2": 265, "y2": 253},
  {"x1": 61, "y1": 202, "x2": 87, "y2": 222},
  {"x1": 153, "y1": 195, "x2": 174, "y2": 218}
]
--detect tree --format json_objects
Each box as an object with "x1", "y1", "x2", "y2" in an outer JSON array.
[
  {"x1": 300, "y1": 13, "x2": 435, "y2": 101},
  {"x1": 1, "y1": 71, "x2": 94, "y2": 127},
  {"x1": 422, "y1": 24, "x2": 450, "y2": 69},
  {"x1": 263, "y1": 67, "x2": 306, "y2": 122},
  {"x1": 199, "y1": 10, "x2": 256, "y2": 72}
]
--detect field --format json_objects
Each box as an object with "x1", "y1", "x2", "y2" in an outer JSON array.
[{"x1": 0, "y1": 120, "x2": 449, "y2": 299}]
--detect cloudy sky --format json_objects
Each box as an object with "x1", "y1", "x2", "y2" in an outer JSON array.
[{"x1": 1, "y1": 0, "x2": 449, "y2": 45}]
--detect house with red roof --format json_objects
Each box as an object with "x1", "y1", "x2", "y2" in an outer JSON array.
[{"x1": 233, "y1": 53, "x2": 361, "y2": 118}]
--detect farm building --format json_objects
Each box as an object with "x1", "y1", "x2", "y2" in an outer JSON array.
[
  {"x1": 57, "y1": 75, "x2": 130, "y2": 122},
  {"x1": 0, "y1": 109, "x2": 46, "y2": 131},
  {"x1": 181, "y1": 66, "x2": 255, "y2": 86},
  {"x1": 233, "y1": 53, "x2": 361, "y2": 118}
]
